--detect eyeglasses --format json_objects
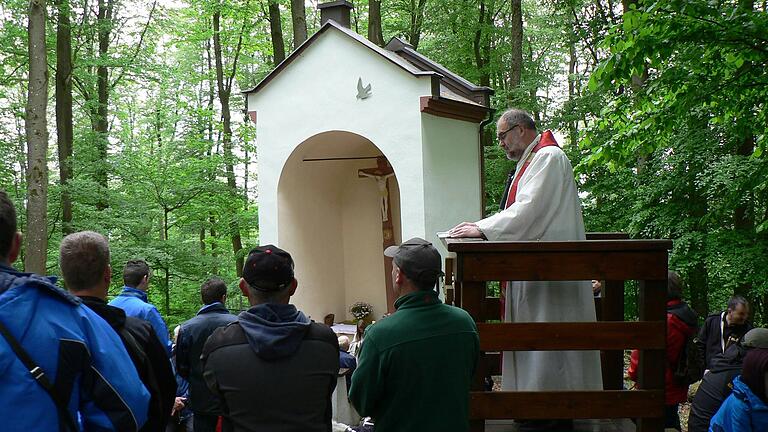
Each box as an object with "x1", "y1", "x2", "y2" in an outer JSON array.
[{"x1": 497, "y1": 124, "x2": 520, "y2": 141}]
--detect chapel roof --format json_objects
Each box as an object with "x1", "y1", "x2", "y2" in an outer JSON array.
[{"x1": 242, "y1": 20, "x2": 493, "y2": 111}]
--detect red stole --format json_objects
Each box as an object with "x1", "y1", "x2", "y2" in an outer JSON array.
[{"x1": 504, "y1": 130, "x2": 560, "y2": 209}]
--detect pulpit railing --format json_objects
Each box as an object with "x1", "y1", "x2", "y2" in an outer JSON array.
[{"x1": 445, "y1": 236, "x2": 672, "y2": 432}]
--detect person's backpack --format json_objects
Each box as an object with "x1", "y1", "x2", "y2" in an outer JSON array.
[
  {"x1": 673, "y1": 334, "x2": 705, "y2": 385},
  {"x1": 668, "y1": 302, "x2": 704, "y2": 386}
]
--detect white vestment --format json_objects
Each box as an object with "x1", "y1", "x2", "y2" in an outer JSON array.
[{"x1": 475, "y1": 134, "x2": 603, "y2": 391}]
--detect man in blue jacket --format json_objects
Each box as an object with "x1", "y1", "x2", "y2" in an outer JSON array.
[
  {"x1": 111, "y1": 259, "x2": 173, "y2": 356},
  {"x1": 0, "y1": 190, "x2": 151, "y2": 430}
]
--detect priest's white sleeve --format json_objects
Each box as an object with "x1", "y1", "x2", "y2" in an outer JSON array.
[{"x1": 476, "y1": 148, "x2": 576, "y2": 241}]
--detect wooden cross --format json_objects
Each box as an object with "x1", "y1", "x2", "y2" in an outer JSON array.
[{"x1": 358, "y1": 156, "x2": 396, "y2": 313}]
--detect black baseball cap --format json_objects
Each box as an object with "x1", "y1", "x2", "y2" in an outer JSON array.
[
  {"x1": 384, "y1": 238, "x2": 444, "y2": 286},
  {"x1": 242, "y1": 245, "x2": 295, "y2": 292}
]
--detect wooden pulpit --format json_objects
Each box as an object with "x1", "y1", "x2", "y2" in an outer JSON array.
[{"x1": 446, "y1": 237, "x2": 672, "y2": 432}]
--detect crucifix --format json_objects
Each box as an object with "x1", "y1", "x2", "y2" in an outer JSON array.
[{"x1": 358, "y1": 156, "x2": 397, "y2": 313}]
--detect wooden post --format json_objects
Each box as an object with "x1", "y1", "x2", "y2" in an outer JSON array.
[
  {"x1": 462, "y1": 281, "x2": 487, "y2": 432},
  {"x1": 636, "y1": 279, "x2": 667, "y2": 432},
  {"x1": 445, "y1": 257, "x2": 455, "y2": 305},
  {"x1": 602, "y1": 280, "x2": 625, "y2": 390}
]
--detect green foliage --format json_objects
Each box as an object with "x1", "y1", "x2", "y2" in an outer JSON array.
[
  {"x1": 570, "y1": 0, "x2": 768, "y2": 323},
  {"x1": 3, "y1": 0, "x2": 767, "y2": 328}
]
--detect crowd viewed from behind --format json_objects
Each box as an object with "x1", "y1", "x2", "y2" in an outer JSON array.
[{"x1": 0, "y1": 188, "x2": 481, "y2": 431}]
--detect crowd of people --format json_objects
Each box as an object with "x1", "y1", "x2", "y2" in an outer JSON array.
[
  {"x1": 0, "y1": 187, "x2": 478, "y2": 432},
  {"x1": 624, "y1": 273, "x2": 768, "y2": 432},
  {"x1": 2, "y1": 107, "x2": 767, "y2": 432}
]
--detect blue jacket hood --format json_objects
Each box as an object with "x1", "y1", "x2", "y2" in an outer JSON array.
[
  {"x1": 732, "y1": 375, "x2": 768, "y2": 409},
  {"x1": 238, "y1": 303, "x2": 311, "y2": 360},
  {"x1": 0, "y1": 264, "x2": 77, "y2": 305}
]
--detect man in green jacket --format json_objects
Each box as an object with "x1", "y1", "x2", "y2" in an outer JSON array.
[{"x1": 349, "y1": 237, "x2": 479, "y2": 431}]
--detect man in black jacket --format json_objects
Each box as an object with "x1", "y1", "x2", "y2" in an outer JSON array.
[
  {"x1": 696, "y1": 296, "x2": 753, "y2": 370},
  {"x1": 59, "y1": 231, "x2": 176, "y2": 432},
  {"x1": 176, "y1": 277, "x2": 237, "y2": 432},
  {"x1": 202, "y1": 245, "x2": 339, "y2": 432}
]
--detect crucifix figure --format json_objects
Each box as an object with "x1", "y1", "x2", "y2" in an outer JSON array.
[
  {"x1": 358, "y1": 157, "x2": 397, "y2": 312},
  {"x1": 358, "y1": 171, "x2": 395, "y2": 222}
]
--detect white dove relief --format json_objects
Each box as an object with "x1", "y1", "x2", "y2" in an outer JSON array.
[{"x1": 357, "y1": 77, "x2": 372, "y2": 100}]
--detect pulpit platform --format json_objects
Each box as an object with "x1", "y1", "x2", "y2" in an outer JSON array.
[{"x1": 485, "y1": 419, "x2": 636, "y2": 431}]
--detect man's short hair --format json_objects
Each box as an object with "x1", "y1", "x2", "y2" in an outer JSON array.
[
  {"x1": 0, "y1": 190, "x2": 17, "y2": 261},
  {"x1": 499, "y1": 109, "x2": 536, "y2": 132},
  {"x1": 667, "y1": 271, "x2": 683, "y2": 300},
  {"x1": 246, "y1": 283, "x2": 292, "y2": 304},
  {"x1": 201, "y1": 277, "x2": 228, "y2": 305},
  {"x1": 123, "y1": 259, "x2": 150, "y2": 287},
  {"x1": 728, "y1": 295, "x2": 749, "y2": 311},
  {"x1": 60, "y1": 231, "x2": 110, "y2": 292}
]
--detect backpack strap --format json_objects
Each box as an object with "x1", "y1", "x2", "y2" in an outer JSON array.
[{"x1": 0, "y1": 319, "x2": 78, "y2": 432}]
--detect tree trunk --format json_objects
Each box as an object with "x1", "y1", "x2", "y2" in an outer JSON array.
[
  {"x1": 368, "y1": 0, "x2": 384, "y2": 46},
  {"x1": 290, "y1": 0, "x2": 307, "y2": 48},
  {"x1": 94, "y1": 0, "x2": 114, "y2": 209},
  {"x1": 25, "y1": 0, "x2": 49, "y2": 274},
  {"x1": 567, "y1": 33, "x2": 579, "y2": 146},
  {"x1": 473, "y1": 0, "x2": 490, "y2": 87},
  {"x1": 408, "y1": 0, "x2": 428, "y2": 50},
  {"x1": 213, "y1": 11, "x2": 245, "y2": 277},
  {"x1": 55, "y1": 0, "x2": 74, "y2": 234},
  {"x1": 734, "y1": 135, "x2": 755, "y2": 299},
  {"x1": 269, "y1": 0, "x2": 285, "y2": 66},
  {"x1": 509, "y1": 0, "x2": 523, "y2": 96},
  {"x1": 163, "y1": 267, "x2": 170, "y2": 316}
]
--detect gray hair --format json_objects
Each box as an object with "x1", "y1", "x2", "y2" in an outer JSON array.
[
  {"x1": 498, "y1": 109, "x2": 536, "y2": 132},
  {"x1": 728, "y1": 295, "x2": 749, "y2": 311},
  {"x1": 60, "y1": 231, "x2": 110, "y2": 292},
  {"x1": 338, "y1": 336, "x2": 350, "y2": 352}
]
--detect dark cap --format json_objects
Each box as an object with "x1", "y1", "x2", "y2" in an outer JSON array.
[
  {"x1": 384, "y1": 237, "x2": 444, "y2": 285},
  {"x1": 242, "y1": 245, "x2": 295, "y2": 291}
]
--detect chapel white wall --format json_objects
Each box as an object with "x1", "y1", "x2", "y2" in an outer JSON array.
[
  {"x1": 248, "y1": 27, "x2": 482, "y2": 318},
  {"x1": 250, "y1": 29, "x2": 432, "y2": 247},
  {"x1": 420, "y1": 113, "x2": 483, "y2": 256}
]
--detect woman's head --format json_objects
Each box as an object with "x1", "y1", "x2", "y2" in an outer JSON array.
[{"x1": 741, "y1": 347, "x2": 768, "y2": 403}]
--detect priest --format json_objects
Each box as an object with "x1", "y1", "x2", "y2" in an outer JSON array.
[{"x1": 449, "y1": 109, "x2": 602, "y2": 427}]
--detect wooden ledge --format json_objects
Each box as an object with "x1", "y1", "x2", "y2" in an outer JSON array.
[
  {"x1": 419, "y1": 96, "x2": 489, "y2": 123},
  {"x1": 446, "y1": 239, "x2": 673, "y2": 253},
  {"x1": 470, "y1": 390, "x2": 664, "y2": 419}
]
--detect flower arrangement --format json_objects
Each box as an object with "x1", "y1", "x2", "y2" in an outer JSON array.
[{"x1": 349, "y1": 301, "x2": 373, "y2": 321}]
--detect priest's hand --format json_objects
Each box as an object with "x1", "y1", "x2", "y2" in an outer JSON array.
[{"x1": 448, "y1": 222, "x2": 484, "y2": 238}]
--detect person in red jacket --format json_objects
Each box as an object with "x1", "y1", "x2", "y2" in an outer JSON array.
[{"x1": 628, "y1": 271, "x2": 698, "y2": 431}]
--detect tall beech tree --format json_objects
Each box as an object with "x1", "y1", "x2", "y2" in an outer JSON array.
[
  {"x1": 290, "y1": 0, "x2": 307, "y2": 48},
  {"x1": 368, "y1": 0, "x2": 384, "y2": 46},
  {"x1": 213, "y1": 4, "x2": 247, "y2": 276},
  {"x1": 268, "y1": 0, "x2": 285, "y2": 65},
  {"x1": 55, "y1": 0, "x2": 74, "y2": 234},
  {"x1": 25, "y1": 0, "x2": 48, "y2": 274}
]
